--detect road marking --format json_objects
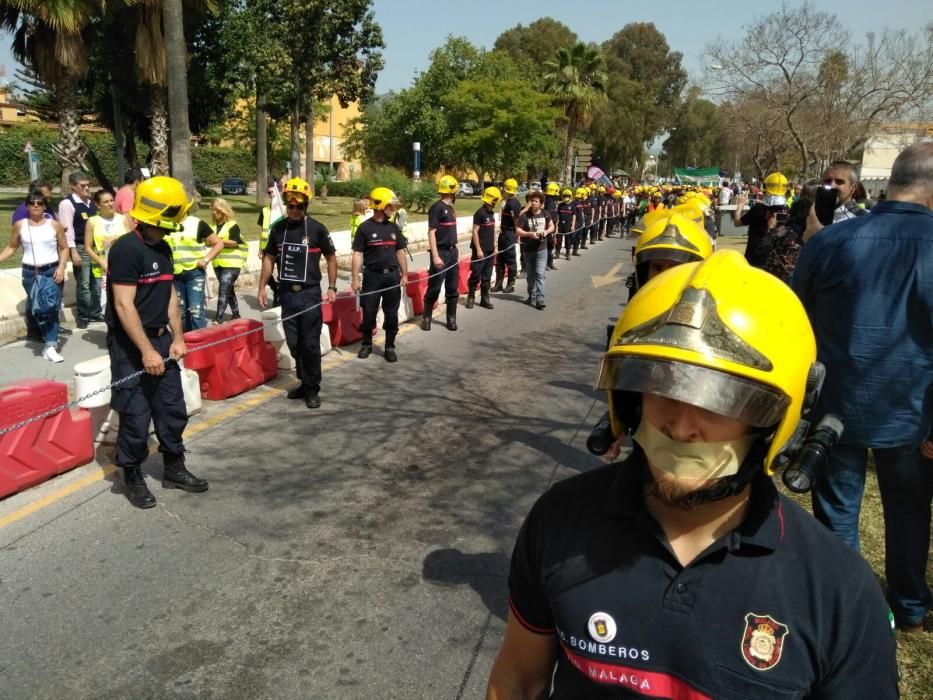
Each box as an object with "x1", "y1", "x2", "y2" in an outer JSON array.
[{"x1": 591, "y1": 262, "x2": 624, "y2": 288}]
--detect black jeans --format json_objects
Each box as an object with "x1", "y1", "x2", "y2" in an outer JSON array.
[
  {"x1": 424, "y1": 247, "x2": 460, "y2": 305},
  {"x1": 281, "y1": 284, "x2": 323, "y2": 393},
  {"x1": 109, "y1": 332, "x2": 187, "y2": 469},
  {"x1": 215, "y1": 266, "x2": 241, "y2": 321},
  {"x1": 360, "y1": 269, "x2": 402, "y2": 346},
  {"x1": 468, "y1": 249, "x2": 494, "y2": 286}
]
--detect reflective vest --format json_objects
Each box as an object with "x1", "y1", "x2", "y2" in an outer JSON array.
[
  {"x1": 212, "y1": 220, "x2": 247, "y2": 269},
  {"x1": 259, "y1": 206, "x2": 272, "y2": 251},
  {"x1": 166, "y1": 216, "x2": 207, "y2": 275},
  {"x1": 87, "y1": 214, "x2": 126, "y2": 278}
]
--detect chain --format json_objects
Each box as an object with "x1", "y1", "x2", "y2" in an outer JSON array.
[{"x1": 0, "y1": 215, "x2": 619, "y2": 438}]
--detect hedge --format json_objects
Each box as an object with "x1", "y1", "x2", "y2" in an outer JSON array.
[
  {"x1": 0, "y1": 124, "x2": 254, "y2": 188},
  {"x1": 318, "y1": 166, "x2": 438, "y2": 212}
]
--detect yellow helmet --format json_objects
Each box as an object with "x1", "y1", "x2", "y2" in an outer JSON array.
[
  {"x1": 503, "y1": 178, "x2": 519, "y2": 195},
  {"x1": 633, "y1": 213, "x2": 713, "y2": 288},
  {"x1": 130, "y1": 176, "x2": 191, "y2": 231},
  {"x1": 283, "y1": 177, "x2": 313, "y2": 204},
  {"x1": 561, "y1": 188, "x2": 573, "y2": 198},
  {"x1": 369, "y1": 186, "x2": 399, "y2": 211},
  {"x1": 631, "y1": 205, "x2": 673, "y2": 238},
  {"x1": 613, "y1": 190, "x2": 622, "y2": 198},
  {"x1": 545, "y1": 182, "x2": 561, "y2": 196},
  {"x1": 764, "y1": 172, "x2": 788, "y2": 196},
  {"x1": 481, "y1": 186, "x2": 503, "y2": 207},
  {"x1": 598, "y1": 186, "x2": 606, "y2": 194},
  {"x1": 574, "y1": 187, "x2": 588, "y2": 199},
  {"x1": 596, "y1": 249, "x2": 817, "y2": 473},
  {"x1": 671, "y1": 202, "x2": 705, "y2": 226},
  {"x1": 437, "y1": 175, "x2": 458, "y2": 195}
]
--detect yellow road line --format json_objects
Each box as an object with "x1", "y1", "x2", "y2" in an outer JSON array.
[{"x1": 0, "y1": 311, "x2": 438, "y2": 530}]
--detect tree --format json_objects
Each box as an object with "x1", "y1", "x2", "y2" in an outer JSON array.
[
  {"x1": 543, "y1": 42, "x2": 608, "y2": 183},
  {"x1": 162, "y1": 0, "x2": 195, "y2": 191},
  {"x1": 705, "y1": 3, "x2": 933, "y2": 174},
  {"x1": 589, "y1": 23, "x2": 687, "y2": 176},
  {"x1": 444, "y1": 79, "x2": 560, "y2": 184},
  {"x1": 662, "y1": 87, "x2": 726, "y2": 169},
  {"x1": 1, "y1": 0, "x2": 119, "y2": 188},
  {"x1": 493, "y1": 19, "x2": 577, "y2": 69}
]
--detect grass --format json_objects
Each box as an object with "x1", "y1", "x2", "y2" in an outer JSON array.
[{"x1": 0, "y1": 193, "x2": 429, "y2": 269}]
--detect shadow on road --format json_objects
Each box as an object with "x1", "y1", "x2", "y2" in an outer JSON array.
[{"x1": 422, "y1": 548, "x2": 509, "y2": 622}]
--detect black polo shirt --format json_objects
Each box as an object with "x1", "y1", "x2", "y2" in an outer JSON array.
[
  {"x1": 106, "y1": 229, "x2": 174, "y2": 332},
  {"x1": 573, "y1": 201, "x2": 587, "y2": 231},
  {"x1": 588, "y1": 194, "x2": 600, "y2": 222},
  {"x1": 741, "y1": 203, "x2": 771, "y2": 267},
  {"x1": 558, "y1": 201, "x2": 575, "y2": 232},
  {"x1": 508, "y1": 451, "x2": 898, "y2": 699},
  {"x1": 500, "y1": 197, "x2": 522, "y2": 238},
  {"x1": 352, "y1": 217, "x2": 407, "y2": 269},
  {"x1": 545, "y1": 195, "x2": 559, "y2": 219},
  {"x1": 264, "y1": 216, "x2": 335, "y2": 286},
  {"x1": 472, "y1": 205, "x2": 496, "y2": 252},
  {"x1": 427, "y1": 199, "x2": 457, "y2": 249}
]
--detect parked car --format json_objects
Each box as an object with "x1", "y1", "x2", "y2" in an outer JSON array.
[
  {"x1": 517, "y1": 182, "x2": 530, "y2": 196},
  {"x1": 458, "y1": 182, "x2": 474, "y2": 196},
  {"x1": 221, "y1": 177, "x2": 247, "y2": 195}
]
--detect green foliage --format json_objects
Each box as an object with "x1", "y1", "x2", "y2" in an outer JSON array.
[
  {"x1": 190, "y1": 146, "x2": 256, "y2": 184},
  {"x1": 493, "y1": 19, "x2": 578, "y2": 69},
  {"x1": 321, "y1": 167, "x2": 436, "y2": 213},
  {"x1": 662, "y1": 88, "x2": 726, "y2": 168}
]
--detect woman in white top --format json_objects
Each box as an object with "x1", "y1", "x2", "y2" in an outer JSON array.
[{"x1": 0, "y1": 191, "x2": 68, "y2": 362}]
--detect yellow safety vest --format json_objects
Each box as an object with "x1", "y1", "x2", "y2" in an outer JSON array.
[
  {"x1": 259, "y1": 206, "x2": 272, "y2": 251},
  {"x1": 212, "y1": 219, "x2": 247, "y2": 269},
  {"x1": 167, "y1": 216, "x2": 207, "y2": 275},
  {"x1": 87, "y1": 214, "x2": 126, "y2": 279}
]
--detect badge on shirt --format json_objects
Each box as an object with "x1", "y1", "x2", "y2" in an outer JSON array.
[
  {"x1": 741, "y1": 613, "x2": 789, "y2": 671},
  {"x1": 587, "y1": 612, "x2": 617, "y2": 643}
]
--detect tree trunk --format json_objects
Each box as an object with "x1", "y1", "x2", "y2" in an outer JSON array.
[
  {"x1": 255, "y1": 85, "x2": 268, "y2": 206},
  {"x1": 562, "y1": 120, "x2": 577, "y2": 185},
  {"x1": 84, "y1": 144, "x2": 114, "y2": 193},
  {"x1": 126, "y1": 127, "x2": 140, "y2": 170},
  {"x1": 163, "y1": 0, "x2": 195, "y2": 193},
  {"x1": 305, "y1": 102, "x2": 315, "y2": 185},
  {"x1": 290, "y1": 100, "x2": 301, "y2": 178},
  {"x1": 149, "y1": 87, "x2": 170, "y2": 176},
  {"x1": 53, "y1": 75, "x2": 87, "y2": 191},
  {"x1": 111, "y1": 84, "x2": 126, "y2": 186}
]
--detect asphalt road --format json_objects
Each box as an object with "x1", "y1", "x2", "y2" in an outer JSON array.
[{"x1": 0, "y1": 235, "x2": 635, "y2": 699}]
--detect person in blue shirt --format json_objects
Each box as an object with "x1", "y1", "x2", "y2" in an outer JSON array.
[
  {"x1": 791, "y1": 141, "x2": 933, "y2": 634},
  {"x1": 11, "y1": 179, "x2": 56, "y2": 224}
]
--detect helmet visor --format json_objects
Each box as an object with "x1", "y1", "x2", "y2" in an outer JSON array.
[{"x1": 595, "y1": 356, "x2": 789, "y2": 428}]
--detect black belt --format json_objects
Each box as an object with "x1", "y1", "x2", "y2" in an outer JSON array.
[
  {"x1": 366, "y1": 266, "x2": 399, "y2": 274},
  {"x1": 282, "y1": 282, "x2": 317, "y2": 292},
  {"x1": 145, "y1": 326, "x2": 168, "y2": 337},
  {"x1": 437, "y1": 245, "x2": 456, "y2": 251},
  {"x1": 22, "y1": 262, "x2": 58, "y2": 272}
]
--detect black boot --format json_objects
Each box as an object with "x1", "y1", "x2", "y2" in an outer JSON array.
[
  {"x1": 492, "y1": 272, "x2": 504, "y2": 293},
  {"x1": 123, "y1": 466, "x2": 156, "y2": 509},
  {"x1": 504, "y1": 273, "x2": 516, "y2": 294},
  {"x1": 357, "y1": 344, "x2": 372, "y2": 359},
  {"x1": 480, "y1": 283, "x2": 494, "y2": 309},
  {"x1": 421, "y1": 308, "x2": 432, "y2": 331},
  {"x1": 465, "y1": 283, "x2": 476, "y2": 309},
  {"x1": 287, "y1": 385, "x2": 307, "y2": 399},
  {"x1": 446, "y1": 300, "x2": 458, "y2": 331},
  {"x1": 162, "y1": 457, "x2": 209, "y2": 493},
  {"x1": 384, "y1": 334, "x2": 398, "y2": 362}
]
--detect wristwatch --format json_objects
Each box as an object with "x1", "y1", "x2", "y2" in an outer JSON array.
[{"x1": 328, "y1": 285, "x2": 338, "y2": 291}]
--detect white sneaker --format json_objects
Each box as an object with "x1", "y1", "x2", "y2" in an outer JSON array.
[{"x1": 43, "y1": 346, "x2": 64, "y2": 363}]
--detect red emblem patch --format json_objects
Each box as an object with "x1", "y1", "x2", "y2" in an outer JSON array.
[{"x1": 741, "y1": 613, "x2": 789, "y2": 671}]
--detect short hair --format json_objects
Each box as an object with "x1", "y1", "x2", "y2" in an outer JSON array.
[
  {"x1": 527, "y1": 190, "x2": 545, "y2": 202},
  {"x1": 125, "y1": 168, "x2": 144, "y2": 185},
  {"x1": 210, "y1": 197, "x2": 235, "y2": 220},
  {"x1": 68, "y1": 170, "x2": 89, "y2": 186},
  {"x1": 29, "y1": 178, "x2": 51, "y2": 192},
  {"x1": 823, "y1": 160, "x2": 858, "y2": 183},
  {"x1": 888, "y1": 142, "x2": 933, "y2": 191}
]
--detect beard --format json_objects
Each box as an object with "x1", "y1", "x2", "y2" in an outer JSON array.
[{"x1": 644, "y1": 466, "x2": 722, "y2": 511}]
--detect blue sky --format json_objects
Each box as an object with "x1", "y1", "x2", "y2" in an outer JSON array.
[{"x1": 0, "y1": 1, "x2": 928, "y2": 94}]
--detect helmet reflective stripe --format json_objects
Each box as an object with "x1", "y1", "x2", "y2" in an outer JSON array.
[
  {"x1": 212, "y1": 220, "x2": 247, "y2": 269},
  {"x1": 166, "y1": 216, "x2": 207, "y2": 274}
]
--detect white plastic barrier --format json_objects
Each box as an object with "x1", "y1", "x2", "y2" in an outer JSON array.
[
  {"x1": 261, "y1": 306, "x2": 331, "y2": 370},
  {"x1": 376, "y1": 293, "x2": 414, "y2": 329}
]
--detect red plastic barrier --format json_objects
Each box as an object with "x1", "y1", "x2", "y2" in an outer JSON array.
[
  {"x1": 458, "y1": 256, "x2": 471, "y2": 294},
  {"x1": 0, "y1": 380, "x2": 94, "y2": 499},
  {"x1": 321, "y1": 291, "x2": 363, "y2": 346},
  {"x1": 184, "y1": 319, "x2": 278, "y2": 400},
  {"x1": 406, "y1": 269, "x2": 437, "y2": 316}
]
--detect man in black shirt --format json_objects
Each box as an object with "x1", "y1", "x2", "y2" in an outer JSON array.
[
  {"x1": 258, "y1": 177, "x2": 337, "y2": 409},
  {"x1": 422, "y1": 175, "x2": 461, "y2": 331},
  {"x1": 487, "y1": 250, "x2": 898, "y2": 699},
  {"x1": 351, "y1": 187, "x2": 409, "y2": 362},
  {"x1": 556, "y1": 188, "x2": 575, "y2": 261},
  {"x1": 572, "y1": 188, "x2": 588, "y2": 255},
  {"x1": 466, "y1": 186, "x2": 501, "y2": 311},
  {"x1": 544, "y1": 182, "x2": 560, "y2": 270},
  {"x1": 493, "y1": 178, "x2": 522, "y2": 293},
  {"x1": 733, "y1": 184, "x2": 783, "y2": 268},
  {"x1": 107, "y1": 176, "x2": 209, "y2": 509}
]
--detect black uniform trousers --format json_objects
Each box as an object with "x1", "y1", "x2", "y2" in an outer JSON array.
[
  {"x1": 361, "y1": 268, "x2": 402, "y2": 345},
  {"x1": 109, "y1": 331, "x2": 187, "y2": 469},
  {"x1": 425, "y1": 246, "x2": 460, "y2": 305},
  {"x1": 496, "y1": 233, "x2": 518, "y2": 278},
  {"x1": 281, "y1": 284, "x2": 323, "y2": 393},
  {"x1": 556, "y1": 223, "x2": 571, "y2": 254},
  {"x1": 468, "y1": 249, "x2": 494, "y2": 286},
  {"x1": 589, "y1": 214, "x2": 599, "y2": 242}
]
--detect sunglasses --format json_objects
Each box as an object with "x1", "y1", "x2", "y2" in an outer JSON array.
[
  {"x1": 823, "y1": 178, "x2": 848, "y2": 186},
  {"x1": 27, "y1": 200, "x2": 46, "y2": 207},
  {"x1": 77, "y1": 183, "x2": 90, "y2": 189},
  {"x1": 286, "y1": 203, "x2": 306, "y2": 210}
]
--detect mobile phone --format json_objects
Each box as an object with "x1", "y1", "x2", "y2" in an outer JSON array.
[{"x1": 814, "y1": 186, "x2": 838, "y2": 226}]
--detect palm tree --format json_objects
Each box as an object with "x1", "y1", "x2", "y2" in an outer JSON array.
[
  {"x1": 133, "y1": 1, "x2": 169, "y2": 175},
  {"x1": 543, "y1": 42, "x2": 608, "y2": 183},
  {"x1": 1, "y1": 0, "x2": 116, "y2": 189}
]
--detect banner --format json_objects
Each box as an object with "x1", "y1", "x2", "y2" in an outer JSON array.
[
  {"x1": 586, "y1": 166, "x2": 615, "y2": 189},
  {"x1": 673, "y1": 167, "x2": 721, "y2": 185}
]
